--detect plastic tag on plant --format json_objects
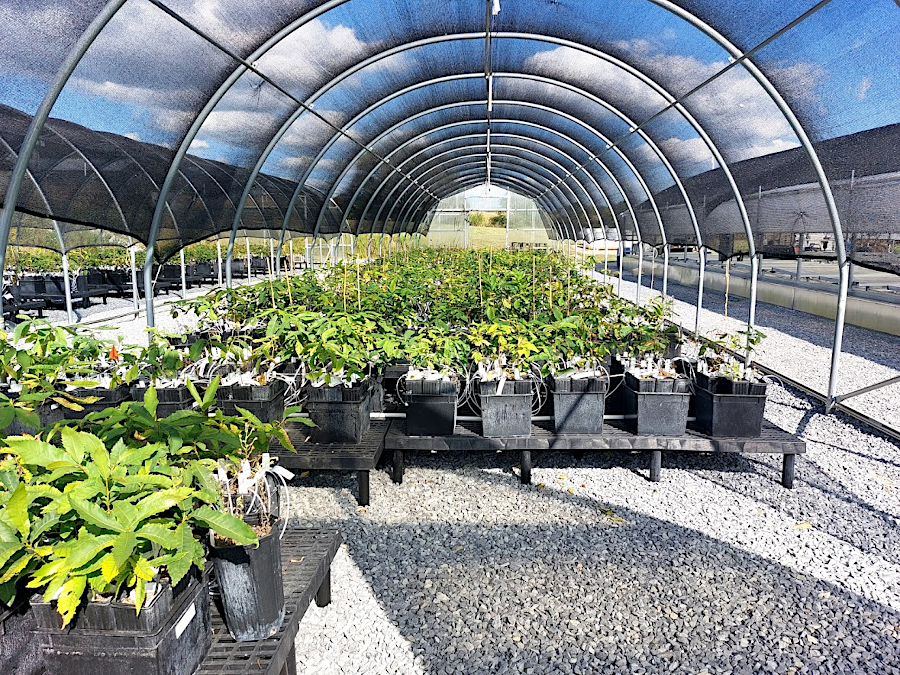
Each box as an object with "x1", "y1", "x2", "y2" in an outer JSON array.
[
  {"x1": 270, "y1": 465, "x2": 295, "y2": 481},
  {"x1": 497, "y1": 373, "x2": 507, "y2": 396}
]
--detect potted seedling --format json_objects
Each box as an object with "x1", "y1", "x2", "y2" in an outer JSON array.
[
  {"x1": 469, "y1": 321, "x2": 542, "y2": 439},
  {"x1": 621, "y1": 355, "x2": 691, "y2": 436},
  {"x1": 0, "y1": 456, "x2": 44, "y2": 675},
  {"x1": 208, "y1": 453, "x2": 294, "y2": 642},
  {"x1": 399, "y1": 325, "x2": 466, "y2": 436},
  {"x1": 2, "y1": 427, "x2": 257, "y2": 675},
  {"x1": 130, "y1": 333, "x2": 194, "y2": 418},
  {"x1": 296, "y1": 312, "x2": 383, "y2": 444},
  {"x1": 691, "y1": 329, "x2": 769, "y2": 437},
  {"x1": 547, "y1": 357, "x2": 609, "y2": 434}
]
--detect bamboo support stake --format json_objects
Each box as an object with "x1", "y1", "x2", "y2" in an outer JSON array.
[
  {"x1": 478, "y1": 254, "x2": 484, "y2": 312},
  {"x1": 266, "y1": 257, "x2": 276, "y2": 309},
  {"x1": 356, "y1": 255, "x2": 362, "y2": 312},
  {"x1": 725, "y1": 258, "x2": 730, "y2": 319},
  {"x1": 532, "y1": 254, "x2": 536, "y2": 320}
]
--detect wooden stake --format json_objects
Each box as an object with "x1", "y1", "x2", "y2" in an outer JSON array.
[{"x1": 356, "y1": 255, "x2": 362, "y2": 311}]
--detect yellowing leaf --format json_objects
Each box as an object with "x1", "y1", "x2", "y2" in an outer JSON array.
[{"x1": 794, "y1": 522, "x2": 812, "y2": 530}]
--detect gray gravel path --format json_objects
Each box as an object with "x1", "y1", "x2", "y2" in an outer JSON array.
[
  {"x1": 597, "y1": 267, "x2": 900, "y2": 435},
  {"x1": 286, "y1": 382, "x2": 900, "y2": 674}
]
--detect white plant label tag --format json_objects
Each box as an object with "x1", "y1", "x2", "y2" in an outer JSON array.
[
  {"x1": 175, "y1": 601, "x2": 196, "y2": 639},
  {"x1": 271, "y1": 465, "x2": 295, "y2": 481},
  {"x1": 497, "y1": 374, "x2": 506, "y2": 396}
]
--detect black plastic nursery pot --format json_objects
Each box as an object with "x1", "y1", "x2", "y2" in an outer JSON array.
[
  {"x1": 478, "y1": 380, "x2": 532, "y2": 438},
  {"x1": 550, "y1": 376, "x2": 609, "y2": 435},
  {"x1": 61, "y1": 383, "x2": 132, "y2": 419},
  {"x1": 304, "y1": 378, "x2": 373, "y2": 444},
  {"x1": 210, "y1": 522, "x2": 285, "y2": 643},
  {"x1": 605, "y1": 358, "x2": 626, "y2": 415},
  {"x1": 694, "y1": 384, "x2": 768, "y2": 438},
  {"x1": 131, "y1": 383, "x2": 193, "y2": 418},
  {"x1": 32, "y1": 569, "x2": 211, "y2": 675},
  {"x1": 216, "y1": 378, "x2": 287, "y2": 423},
  {"x1": 405, "y1": 378, "x2": 460, "y2": 436},
  {"x1": 624, "y1": 372, "x2": 690, "y2": 436},
  {"x1": 0, "y1": 597, "x2": 44, "y2": 675},
  {"x1": 4, "y1": 402, "x2": 64, "y2": 436}
]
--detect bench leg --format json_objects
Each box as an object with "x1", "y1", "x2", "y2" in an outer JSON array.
[
  {"x1": 649, "y1": 450, "x2": 662, "y2": 482},
  {"x1": 315, "y1": 569, "x2": 331, "y2": 607},
  {"x1": 280, "y1": 644, "x2": 297, "y2": 675},
  {"x1": 782, "y1": 453, "x2": 796, "y2": 489},
  {"x1": 573, "y1": 449, "x2": 585, "y2": 461},
  {"x1": 357, "y1": 470, "x2": 370, "y2": 506},
  {"x1": 520, "y1": 450, "x2": 532, "y2": 485},
  {"x1": 392, "y1": 449, "x2": 404, "y2": 484}
]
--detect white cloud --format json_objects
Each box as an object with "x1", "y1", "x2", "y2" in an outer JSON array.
[
  {"x1": 123, "y1": 132, "x2": 141, "y2": 141},
  {"x1": 856, "y1": 76, "x2": 872, "y2": 101},
  {"x1": 524, "y1": 45, "x2": 817, "y2": 167},
  {"x1": 189, "y1": 138, "x2": 209, "y2": 151}
]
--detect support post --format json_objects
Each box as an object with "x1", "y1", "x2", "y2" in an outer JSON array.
[
  {"x1": 696, "y1": 246, "x2": 706, "y2": 336},
  {"x1": 269, "y1": 237, "x2": 275, "y2": 280},
  {"x1": 795, "y1": 256, "x2": 802, "y2": 282},
  {"x1": 216, "y1": 239, "x2": 223, "y2": 286},
  {"x1": 649, "y1": 450, "x2": 662, "y2": 482},
  {"x1": 747, "y1": 253, "x2": 759, "y2": 365},
  {"x1": 827, "y1": 257, "x2": 850, "y2": 411},
  {"x1": 289, "y1": 238, "x2": 294, "y2": 273},
  {"x1": 636, "y1": 242, "x2": 643, "y2": 305},
  {"x1": 662, "y1": 245, "x2": 669, "y2": 297},
  {"x1": 50, "y1": 221, "x2": 75, "y2": 324},
  {"x1": 180, "y1": 249, "x2": 187, "y2": 298},
  {"x1": 245, "y1": 237, "x2": 251, "y2": 279},
  {"x1": 617, "y1": 239, "x2": 623, "y2": 297},
  {"x1": 129, "y1": 245, "x2": 140, "y2": 313}
]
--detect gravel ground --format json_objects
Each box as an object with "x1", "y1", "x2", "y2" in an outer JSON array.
[
  {"x1": 286, "y1": 382, "x2": 900, "y2": 674},
  {"x1": 61, "y1": 267, "x2": 900, "y2": 673},
  {"x1": 597, "y1": 267, "x2": 900, "y2": 434}
]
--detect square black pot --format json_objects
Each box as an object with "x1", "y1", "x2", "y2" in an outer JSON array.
[
  {"x1": 693, "y1": 387, "x2": 767, "y2": 438},
  {"x1": 624, "y1": 387, "x2": 690, "y2": 436},
  {"x1": 304, "y1": 379, "x2": 373, "y2": 444},
  {"x1": 33, "y1": 571, "x2": 210, "y2": 675}
]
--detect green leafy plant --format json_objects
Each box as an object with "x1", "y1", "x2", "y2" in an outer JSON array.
[{"x1": 1, "y1": 427, "x2": 257, "y2": 625}]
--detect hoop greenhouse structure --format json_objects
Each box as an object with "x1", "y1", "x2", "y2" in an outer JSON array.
[{"x1": 1, "y1": 0, "x2": 900, "y2": 414}]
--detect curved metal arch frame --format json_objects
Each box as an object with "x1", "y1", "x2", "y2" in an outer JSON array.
[
  {"x1": 391, "y1": 155, "x2": 583, "y2": 240},
  {"x1": 350, "y1": 112, "x2": 645, "y2": 247},
  {"x1": 386, "y1": 141, "x2": 602, "y2": 238},
  {"x1": 380, "y1": 126, "x2": 622, "y2": 242},
  {"x1": 384, "y1": 135, "x2": 605, "y2": 232},
  {"x1": 366, "y1": 114, "x2": 640, "y2": 248},
  {"x1": 404, "y1": 174, "x2": 566, "y2": 243},
  {"x1": 347, "y1": 113, "x2": 642, "y2": 254},
  {"x1": 396, "y1": 167, "x2": 574, "y2": 243},
  {"x1": 321, "y1": 99, "x2": 656, "y2": 248},
  {"x1": 425, "y1": 173, "x2": 566, "y2": 241},
  {"x1": 377, "y1": 153, "x2": 582, "y2": 244},
  {"x1": 0, "y1": 2, "x2": 843, "y2": 387},
  {"x1": 386, "y1": 135, "x2": 612, "y2": 240},
  {"x1": 304, "y1": 74, "x2": 667, "y2": 252},
  {"x1": 427, "y1": 164, "x2": 580, "y2": 241},
  {"x1": 376, "y1": 154, "x2": 581, "y2": 244},
  {"x1": 298, "y1": 66, "x2": 663, "y2": 241},
  {"x1": 275, "y1": 46, "x2": 717, "y2": 250}
]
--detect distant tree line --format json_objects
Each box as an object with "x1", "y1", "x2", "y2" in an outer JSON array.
[{"x1": 468, "y1": 211, "x2": 507, "y2": 228}]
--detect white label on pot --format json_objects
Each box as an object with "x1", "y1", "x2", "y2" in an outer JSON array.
[{"x1": 175, "y1": 602, "x2": 197, "y2": 639}]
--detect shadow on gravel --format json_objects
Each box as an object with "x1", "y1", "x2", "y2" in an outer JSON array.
[{"x1": 296, "y1": 458, "x2": 900, "y2": 675}]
